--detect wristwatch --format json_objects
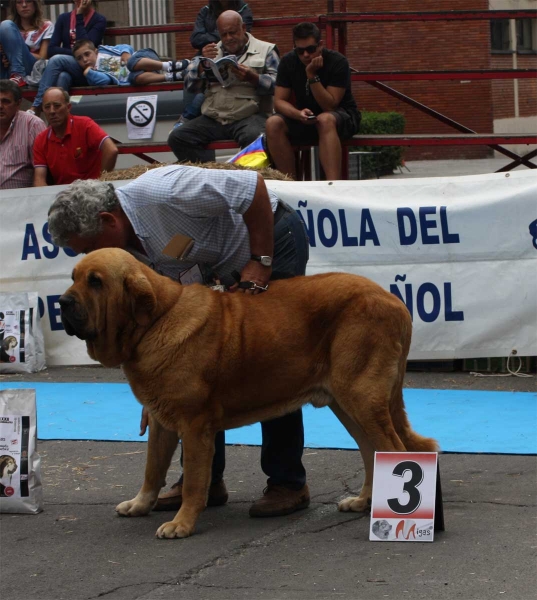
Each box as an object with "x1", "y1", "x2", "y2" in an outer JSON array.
[
  {"x1": 308, "y1": 76, "x2": 321, "y2": 84},
  {"x1": 250, "y1": 254, "x2": 273, "y2": 267}
]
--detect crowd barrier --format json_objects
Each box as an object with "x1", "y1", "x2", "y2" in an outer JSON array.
[{"x1": 1, "y1": 169, "x2": 536, "y2": 366}]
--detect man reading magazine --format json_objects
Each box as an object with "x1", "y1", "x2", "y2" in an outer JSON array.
[{"x1": 167, "y1": 10, "x2": 279, "y2": 164}]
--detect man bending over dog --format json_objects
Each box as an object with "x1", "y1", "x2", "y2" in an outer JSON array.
[{"x1": 47, "y1": 165, "x2": 310, "y2": 518}]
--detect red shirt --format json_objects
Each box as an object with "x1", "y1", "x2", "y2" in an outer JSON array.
[{"x1": 33, "y1": 115, "x2": 110, "y2": 185}]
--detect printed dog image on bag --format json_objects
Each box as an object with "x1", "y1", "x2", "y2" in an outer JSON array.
[
  {"x1": 0, "y1": 336, "x2": 18, "y2": 363},
  {"x1": 0, "y1": 455, "x2": 18, "y2": 496}
]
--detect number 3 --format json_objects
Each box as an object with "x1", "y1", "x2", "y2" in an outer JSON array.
[{"x1": 387, "y1": 460, "x2": 424, "y2": 515}]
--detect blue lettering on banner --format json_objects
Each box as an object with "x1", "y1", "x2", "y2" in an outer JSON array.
[
  {"x1": 397, "y1": 206, "x2": 460, "y2": 246},
  {"x1": 390, "y1": 275, "x2": 465, "y2": 322},
  {"x1": 21, "y1": 223, "x2": 78, "y2": 260},
  {"x1": 297, "y1": 202, "x2": 380, "y2": 248},
  {"x1": 37, "y1": 295, "x2": 65, "y2": 331},
  {"x1": 339, "y1": 209, "x2": 358, "y2": 246},
  {"x1": 47, "y1": 295, "x2": 63, "y2": 331},
  {"x1": 318, "y1": 209, "x2": 338, "y2": 247},
  {"x1": 42, "y1": 223, "x2": 59, "y2": 259}
]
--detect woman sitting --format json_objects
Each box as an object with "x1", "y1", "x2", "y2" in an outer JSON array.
[{"x1": 0, "y1": 0, "x2": 54, "y2": 87}]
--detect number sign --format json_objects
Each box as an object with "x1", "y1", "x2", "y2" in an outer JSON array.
[{"x1": 370, "y1": 452, "x2": 439, "y2": 542}]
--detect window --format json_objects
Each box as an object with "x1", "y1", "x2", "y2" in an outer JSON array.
[
  {"x1": 491, "y1": 19, "x2": 512, "y2": 52},
  {"x1": 516, "y1": 19, "x2": 537, "y2": 53}
]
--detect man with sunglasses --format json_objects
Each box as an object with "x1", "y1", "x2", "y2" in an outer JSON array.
[{"x1": 266, "y1": 22, "x2": 360, "y2": 180}]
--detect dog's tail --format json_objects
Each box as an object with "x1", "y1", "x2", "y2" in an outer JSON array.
[{"x1": 390, "y1": 389, "x2": 439, "y2": 452}]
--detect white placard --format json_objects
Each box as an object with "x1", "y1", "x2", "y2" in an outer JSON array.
[
  {"x1": 126, "y1": 95, "x2": 158, "y2": 140},
  {"x1": 370, "y1": 452, "x2": 438, "y2": 542}
]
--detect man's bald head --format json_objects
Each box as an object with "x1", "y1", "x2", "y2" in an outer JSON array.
[
  {"x1": 217, "y1": 10, "x2": 248, "y2": 55},
  {"x1": 217, "y1": 10, "x2": 243, "y2": 30}
]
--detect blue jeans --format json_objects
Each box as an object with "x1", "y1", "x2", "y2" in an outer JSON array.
[
  {"x1": 0, "y1": 20, "x2": 36, "y2": 78},
  {"x1": 181, "y1": 89, "x2": 204, "y2": 120},
  {"x1": 126, "y1": 47, "x2": 160, "y2": 85},
  {"x1": 32, "y1": 54, "x2": 86, "y2": 108},
  {"x1": 180, "y1": 201, "x2": 310, "y2": 488}
]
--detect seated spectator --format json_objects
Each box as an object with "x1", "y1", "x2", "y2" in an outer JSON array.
[
  {"x1": 29, "y1": 0, "x2": 106, "y2": 114},
  {"x1": 265, "y1": 22, "x2": 361, "y2": 180},
  {"x1": 174, "y1": 0, "x2": 253, "y2": 128},
  {"x1": 0, "y1": 79, "x2": 46, "y2": 189},
  {"x1": 0, "y1": 0, "x2": 54, "y2": 86},
  {"x1": 72, "y1": 40, "x2": 189, "y2": 86},
  {"x1": 168, "y1": 10, "x2": 278, "y2": 164},
  {"x1": 33, "y1": 87, "x2": 118, "y2": 186}
]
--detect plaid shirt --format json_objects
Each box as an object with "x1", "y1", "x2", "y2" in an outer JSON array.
[
  {"x1": 0, "y1": 111, "x2": 46, "y2": 190},
  {"x1": 184, "y1": 37, "x2": 279, "y2": 97},
  {"x1": 115, "y1": 164, "x2": 279, "y2": 284}
]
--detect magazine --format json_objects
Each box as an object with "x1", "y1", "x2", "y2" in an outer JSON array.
[{"x1": 201, "y1": 55, "x2": 240, "y2": 88}]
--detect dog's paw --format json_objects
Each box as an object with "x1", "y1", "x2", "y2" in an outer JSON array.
[
  {"x1": 156, "y1": 520, "x2": 194, "y2": 539},
  {"x1": 116, "y1": 498, "x2": 152, "y2": 517},
  {"x1": 338, "y1": 495, "x2": 371, "y2": 513}
]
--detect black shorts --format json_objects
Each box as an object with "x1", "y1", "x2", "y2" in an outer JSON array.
[{"x1": 276, "y1": 108, "x2": 361, "y2": 145}]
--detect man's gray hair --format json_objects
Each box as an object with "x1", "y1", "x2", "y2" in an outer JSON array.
[{"x1": 48, "y1": 179, "x2": 120, "y2": 247}]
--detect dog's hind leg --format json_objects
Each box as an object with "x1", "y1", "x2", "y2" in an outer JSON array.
[
  {"x1": 156, "y1": 421, "x2": 215, "y2": 539},
  {"x1": 116, "y1": 413, "x2": 179, "y2": 518},
  {"x1": 329, "y1": 403, "x2": 375, "y2": 513}
]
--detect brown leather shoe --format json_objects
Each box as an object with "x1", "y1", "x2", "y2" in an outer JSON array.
[
  {"x1": 153, "y1": 479, "x2": 228, "y2": 511},
  {"x1": 249, "y1": 484, "x2": 310, "y2": 518}
]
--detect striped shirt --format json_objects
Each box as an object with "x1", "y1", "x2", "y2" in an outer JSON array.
[
  {"x1": 0, "y1": 111, "x2": 46, "y2": 189},
  {"x1": 115, "y1": 164, "x2": 279, "y2": 284}
]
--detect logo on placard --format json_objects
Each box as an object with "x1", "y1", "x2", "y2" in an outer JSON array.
[
  {"x1": 127, "y1": 100, "x2": 155, "y2": 128},
  {"x1": 4, "y1": 486, "x2": 15, "y2": 497}
]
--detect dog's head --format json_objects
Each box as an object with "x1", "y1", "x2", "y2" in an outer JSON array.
[
  {"x1": 0, "y1": 455, "x2": 17, "y2": 478},
  {"x1": 59, "y1": 248, "x2": 175, "y2": 367},
  {"x1": 2, "y1": 336, "x2": 17, "y2": 351},
  {"x1": 372, "y1": 520, "x2": 392, "y2": 540}
]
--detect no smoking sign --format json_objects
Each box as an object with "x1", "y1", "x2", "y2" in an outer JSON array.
[
  {"x1": 127, "y1": 100, "x2": 155, "y2": 127},
  {"x1": 370, "y1": 452, "x2": 443, "y2": 542},
  {"x1": 126, "y1": 95, "x2": 158, "y2": 140}
]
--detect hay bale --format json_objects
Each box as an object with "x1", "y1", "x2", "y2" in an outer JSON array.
[{"x1": 100, "y1": 161, "x2": 293, "y2": 182}]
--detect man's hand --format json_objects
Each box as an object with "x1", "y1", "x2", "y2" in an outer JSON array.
[
  {"x1": 231, "y1": 64, "x2": 258, "y2": 85},
  {"x1": 231, "y1": 260, "x2": 271, "y2": 295},
  {"x1": 305, "y1": 55, "x2": 323, "y2": 79},
  {"x1": 140, "y1": 407, "x2": 148, "y2": 436},
  {"x1": 202, "y1": 43, "x2": 218, "y2": 59},
  {"x1": 299, "y1": 108, "x2": 317, "y2": 124}
]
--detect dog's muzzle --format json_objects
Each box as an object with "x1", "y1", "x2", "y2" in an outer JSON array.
[{"x1": 59, "y1": 294, "x2": 95, "y2": 340}]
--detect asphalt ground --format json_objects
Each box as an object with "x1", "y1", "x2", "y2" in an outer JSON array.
[{"x1": 0, "y1": 367, "x2": 535, "y2": 600}]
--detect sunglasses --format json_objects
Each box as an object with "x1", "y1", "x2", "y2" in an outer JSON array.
[{"x1": 294, "y1": 44, "x2": 319, "y2": 56}]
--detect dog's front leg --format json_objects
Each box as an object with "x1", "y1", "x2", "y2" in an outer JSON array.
[
  {"x1": 156, "y1": 423, "x2": 214, "y2": 539},
  {"x1": 116, "y1": 412, "x2": 178, "y2": 517}
]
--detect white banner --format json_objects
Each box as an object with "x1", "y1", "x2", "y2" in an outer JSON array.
[{"x1": 1, "y1": 171, "x2": 536, "y2": 365}]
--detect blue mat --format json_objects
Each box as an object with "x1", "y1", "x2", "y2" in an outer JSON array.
[{"x1": 0, "y1": 383, "x2": 535, "y2": 454}]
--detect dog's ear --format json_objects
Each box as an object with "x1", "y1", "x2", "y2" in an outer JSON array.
[{"x1": 125, "y1": 274, "x2": 157, "y2": 326}]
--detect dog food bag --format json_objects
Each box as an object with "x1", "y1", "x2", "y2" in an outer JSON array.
[
  {"x1": 0, "y1": 389, "x2": 43, "y2": 513},
  {"x1": 0, "y1": 292, "x2": 46, "y2": 373}
]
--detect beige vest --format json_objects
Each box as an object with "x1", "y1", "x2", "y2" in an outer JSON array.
[{"x1": 202, "y1": 33, "x2": 275, "y2": 124}]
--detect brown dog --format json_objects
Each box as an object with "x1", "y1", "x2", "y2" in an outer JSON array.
[{"x1": 59, "y1": 248, "x2": 437, "y2": 539}]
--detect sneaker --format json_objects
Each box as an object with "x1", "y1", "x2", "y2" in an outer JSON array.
[
  {"x1": 249, "y1": 483, "x2": 310, "y2": 518},
  {"x1": 9, "y1": 73, "x2": 27, "y2": 88},
  {"x1": 153, "y1": 479, "x2": 228, "y2": 511},
  {"x1": 170, "y1": 59, "x2": 189, "y2": 72}
]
